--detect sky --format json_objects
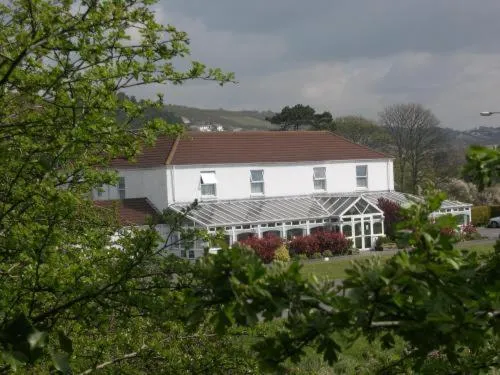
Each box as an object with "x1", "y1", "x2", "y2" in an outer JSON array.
[{"x1": 128, "y1": 0, "x2": 500, "y2": 130}]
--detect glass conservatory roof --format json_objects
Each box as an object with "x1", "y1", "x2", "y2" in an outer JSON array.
[
  {"x1": 169, "y1": 195, "x2": 382, "y2": 227},
  {"x1": 362, "y1": 191, "x2": 472, "y2": 211}
]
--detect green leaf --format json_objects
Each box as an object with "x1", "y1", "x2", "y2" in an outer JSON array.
[
  {"x1": 28, "y1": 330, "x2": 48, "y2": 350},
  {"x1": 51, "y1": 351, "x2": 71, "y2": 374},
  {"x1": 57, "y1": 330, "x2": 73, "y2": 354}
]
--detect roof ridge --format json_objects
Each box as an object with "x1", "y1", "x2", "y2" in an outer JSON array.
[{"x1": 165, "y1": 134, "x2": 181, "y2": 165}]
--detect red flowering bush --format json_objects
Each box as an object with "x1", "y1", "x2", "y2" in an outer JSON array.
[
  {"x1": 377, "y1": 198, "x2": 403, "y2": 239},
  {"x1": 314, "y1": 231, "x2": 350, "y2": 256},
  {"x1": 288, "y1": 235, "x2": 319, "y2": 257},
  {"x1": 238, "y1": 233, "x2": 283, "y2": 263},
  {"x1": 288, "y1": 231, "x2": 349, "y2": 258},
  {"x1": 460, "y1": 223, "x2": 479, "y2": 241}
]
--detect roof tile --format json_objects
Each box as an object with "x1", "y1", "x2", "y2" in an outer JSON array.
[
  {"x1": 94, "y1": 198, "x2": 160, "y2": 225},
  {"x1": 111, "y1": 131, "x2": 388, "y2": 168}
]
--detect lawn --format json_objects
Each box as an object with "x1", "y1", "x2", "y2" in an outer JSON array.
[{"x1": 301, "y1": 242, "x2": 495, "y2": 280}]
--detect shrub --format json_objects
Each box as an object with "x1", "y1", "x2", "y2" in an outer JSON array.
[
  {"x1": 292, "y1": 253, "x2": 308, "y2": 261},
  {"x1": 348, "y1": 247, "x2": 360, "y2": 255},
  {"x1": 238, "y1": 234, "x2": 283, "y2": 264},
  {"x1": 471, "y1": 206, "x2": 490, "y2": 226},
  {"x1": 374, "y1": 237, "x2": 384, "y2": 251},
  {"x1": 274, "y1": 244, "x2": 290, "y2": 262},
  {"x1": 323, "y1": 250, "x2": 333, "y2": 257},
  {"x1": 460, "y1": 223, "x2": 479, "y2": 241},
  {"x1": 490, "y1": 205, "x2": 500, "y2": 218},
  {"x1": 288, "y1": 235, "x2": 319, "y2": 257},
  {"x1": 289, "y1": 231, "x2": 350, "y2": 257},
  {"x1": 311, "y1": 252, "x2": 323, "y2": 259},
  {"x1": 314, "y1": 231, "x2": 350, "y2": 256},
  {"x1": 377, "y1": 198, "x2": 403, "y2": 239}
]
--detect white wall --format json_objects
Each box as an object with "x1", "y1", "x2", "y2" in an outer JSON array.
[
  {"x1": 169, "y1": 159, "x2": 394, "y2": 203},
  {"x1": 93, "y1": 168, "x2": 168, "y2": 211}
]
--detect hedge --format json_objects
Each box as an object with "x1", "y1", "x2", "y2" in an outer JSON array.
[{"x1": 471, "y1": 206, "x2": 490, "y2": 226}]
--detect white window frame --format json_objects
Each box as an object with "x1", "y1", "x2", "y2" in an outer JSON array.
[
  {"x1": 313, "y1": 167, "x2": 327, "y2": 191},
  {"x1": 250, "y1": 169, "x2": 264, "y2": 195},
  {"x1": 96, "y1": 184, "x2": 105, "y2": 198},
  {"x1": 356, "y1": 165, "x2": 368, "y2": 188},
  {"x1": 117, "y1": 177, "x2": 126, "y2": 199},
  {"x1": 200, "y1": 171, "x2": 217, "y2": 198}
]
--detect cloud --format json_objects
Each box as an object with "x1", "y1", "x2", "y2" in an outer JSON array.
[{"x1": 126, "y1": 1, "x2": 500, "y2": 129}]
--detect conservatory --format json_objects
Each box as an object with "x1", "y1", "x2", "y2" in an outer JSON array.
[{"x1": 168, "y1": 195, "x2": 386, "y2": 256}]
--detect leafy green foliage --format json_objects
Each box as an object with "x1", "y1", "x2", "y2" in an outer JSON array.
[
  {"x1": 274, "y1": 244, "x2": 291, "y2": 262},
  {"x1": 463, "y1": 145, "x2": 500, "y2": 190},
  {"x1": 471, "y1": 205, "x2": 491, "y2": 226}
]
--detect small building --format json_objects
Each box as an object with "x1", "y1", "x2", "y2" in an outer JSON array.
[{"x1": 94, "y1": 131, "x2": 472, "y2": 258}]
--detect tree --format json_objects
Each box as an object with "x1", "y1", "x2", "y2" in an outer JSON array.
[
  {"x1": 266, "y1": 104, "x2": 335, "y2": 131},
  {"x1": 379, "y1": 103, "x2": 443, "y2": 193},
  {"x1": 0, "y1": 0, "x2": 237, "y2": 372},
  {"x1": 334, "y1": 115, "x2": 392, "y2": 150}
]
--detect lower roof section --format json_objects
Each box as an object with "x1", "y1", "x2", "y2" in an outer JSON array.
[
  {"x1": 169, "y1": 196, "x2": 329, "y2": 227},
  {"x1": 169, "y1": 191, "x2": 471, "y2": 228},
  {"x1": 95, "y1": 198, "x2": 160, "y2": 226},
  {"x1": 361, "y1": 191, "x2": 472, "y2": 211},
  {"x1": 169, "y1": 194, "x2": 383, "y2": 227}
]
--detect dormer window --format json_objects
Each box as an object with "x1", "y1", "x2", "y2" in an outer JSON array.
[
  {"x1": 313, "y1": 167, "x2": 326, "y2": 191},
  {"x1": 356, "y1": 165, "x2": 368, "y2": 188},
  {"x1": 200, "y1": 171, "x2": 217, "y2": 198}
]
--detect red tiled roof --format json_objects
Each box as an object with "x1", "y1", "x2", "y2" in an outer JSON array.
[
  {"x1": 110, "y1": 137, "x2": 176, "y2": 168},
  {"x1": 111, "y1": 131, "x2": 389, "y2": 168},
  {"x1": 94, "y1": 198, "x2": 160, "y2": 226}
]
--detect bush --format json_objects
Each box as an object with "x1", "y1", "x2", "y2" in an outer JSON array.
[
  {"x1": 288, "y1": 231, "x2": 350, "y2": 257},
  {"x1": 471, "y1": 206, "x2": 490, "y2": 226},
  {"x1": 323, "y1": 250, "x2": 333, "y2": 257},
  {"x1": 274, "y1": 244, "x2": 290, "y2": 262},
  {"x1": 348, "y1": 247, "x2": 360, "y2": 255},
  {"x1": 377, "y1": 198, "x2": 403, "y2": 239},
  {"x1": 374, "y1": 237, "x2": 384, "y2": 251},
  {"x1": 314, "y1": 231, "x2": 350, "y2": 256},
  {"x1": 490, "y1": 205, "x2": 500, "y2": 218},
  {"x1": 460, "y1": 223, "x2": 479, "y2": 241},
  {"x1": 311, "y1": 252, "x2": 323, "y2": 259},
  {"x1": 238, "y1": 234, "x2": 283, "y2": 264},
  {"x1": 292, "y1": 253, "x2": 308, "y2": 261},
  {"x1": 288, "y1": 235, "x2": 319, "y2": 257}
]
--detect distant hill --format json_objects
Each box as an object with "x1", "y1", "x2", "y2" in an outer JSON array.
[
  {"x1": 166, "y1": 105, "x2": 275, "y2": 131},
  {"x1": 157, "y1": 103, "x2": 500, "y2": 148}
]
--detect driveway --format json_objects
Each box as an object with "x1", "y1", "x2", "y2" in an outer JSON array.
[{"x1": 477, "y1": 227, "x2": 500, "y2": 240}]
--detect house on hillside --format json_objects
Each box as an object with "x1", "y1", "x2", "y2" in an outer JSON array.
[{"x1": 93, "y1": 131, "x2": 472, "y2": 258}]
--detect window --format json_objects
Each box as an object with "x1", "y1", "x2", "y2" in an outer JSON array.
[
  {"x1": 313, "y1": 167, "x2": 326, "y2": 191},
  {"x1": 250, "y1": 169, "x2": 264, "y2": 194},
  {"x1": 200, "y1": 171, "x2": 217, "y2": 197},
  {"x1": 356, "y1": 165, "x2": 368, "y2": 188},
  {"x1": 97, "y1": 184, "x2": 105, "y2": 198},
  {"x1": 117, "y1": 177, "x2": 126, "y2": 199}
]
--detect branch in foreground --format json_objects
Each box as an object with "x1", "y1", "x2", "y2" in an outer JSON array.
[{"x1": 78, "y1": 346, "x2": 145, "y2": 375}]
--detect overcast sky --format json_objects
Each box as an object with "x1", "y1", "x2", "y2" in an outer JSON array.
[{"x1": 128, "y1": 0, "x2": 500, "y2": 130}]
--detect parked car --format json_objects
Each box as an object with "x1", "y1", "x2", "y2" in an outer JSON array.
[{"x1": 488, "y1": 216, "x2": 500, "y2": 228}]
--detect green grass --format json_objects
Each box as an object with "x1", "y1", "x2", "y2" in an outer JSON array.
[{"x1": 301, "y1": 242, "x2": 495, "y2": 280}]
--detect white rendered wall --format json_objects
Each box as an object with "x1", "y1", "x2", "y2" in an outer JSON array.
[
  {"x1": 93, "y1": 168, "x2": 168, "y2": 211},
  {"x1": 169, "y1": 159, "x2": 394, "y2": 203}
]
